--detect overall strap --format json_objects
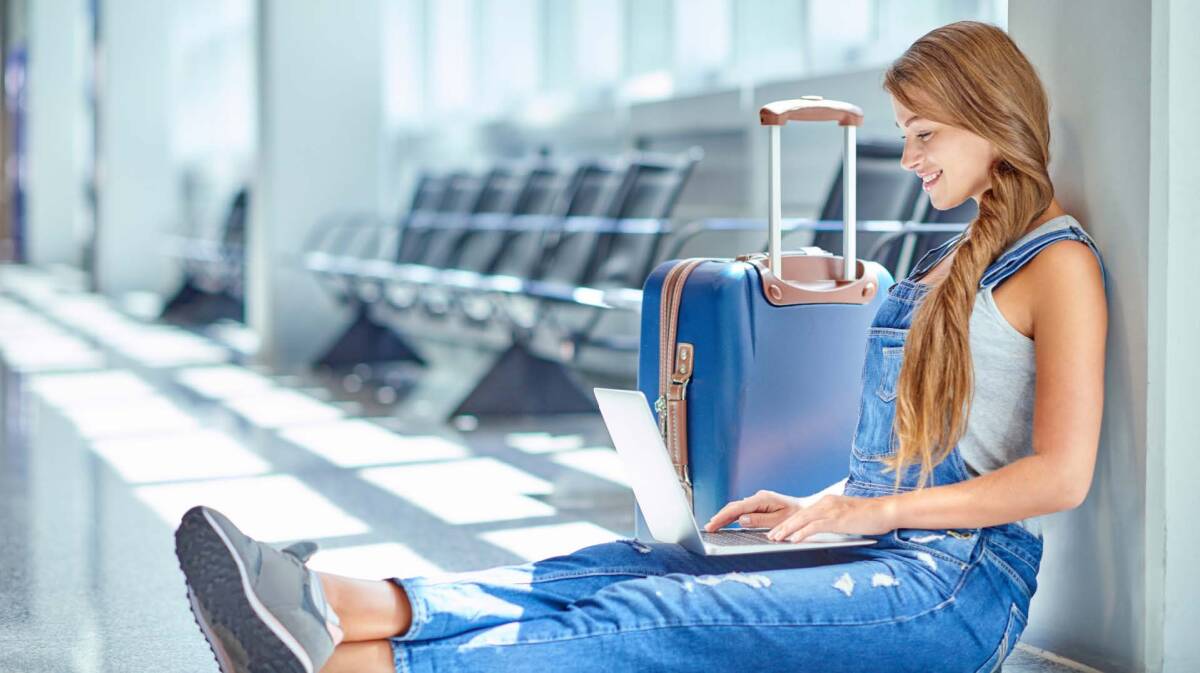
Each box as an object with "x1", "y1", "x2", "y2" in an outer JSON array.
[
  {"x1": 979, "y1": 224, "x2": 1107, "y2": 291},
  {"x1": 908, "y1": 232, "x2": 966, "y2": 280}
]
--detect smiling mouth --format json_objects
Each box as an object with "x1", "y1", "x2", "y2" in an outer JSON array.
[{"x1": 921, "y1": 171, "x2": 942, "y2": 192}]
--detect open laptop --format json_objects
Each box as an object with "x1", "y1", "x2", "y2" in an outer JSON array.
[{"x1": 594, "y1": 388, "x2": 877, "y2": 556}]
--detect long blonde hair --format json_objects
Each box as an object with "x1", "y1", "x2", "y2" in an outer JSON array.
[{"x1": 882, "y1": 21, "x2": 1054, "y2": 490}]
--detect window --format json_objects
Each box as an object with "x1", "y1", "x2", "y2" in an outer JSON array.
[{"x1": 380, "y1": 0, "x2": 1009, "y2": 128}]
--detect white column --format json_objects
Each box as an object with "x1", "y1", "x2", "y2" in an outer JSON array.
[
  {"x1": 250, "y1": 0, "x2": 383, "y2": 367},
  {"x1": 25, "y1": 0, "x2": 86, "y2": 267},
  {"x1": 1147, "y1": 1, "x2": 1200, "y2": 671},
  {"x1": 1010, "y1": 1, "x2": 1200, "y2": 671},
  {"x1": 95, "y1": 0, "x2": 177, "y2": 296}
]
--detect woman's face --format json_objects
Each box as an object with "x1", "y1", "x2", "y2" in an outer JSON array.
[{"x1": 891, "y1": 96, "x2": 998, "y2": 209}]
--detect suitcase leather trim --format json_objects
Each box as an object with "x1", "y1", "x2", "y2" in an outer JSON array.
[
  {"x1": 656, "y1": 257, "x2": 709, "y2": 507},
  {"x1": 739, "y1": 253, "x2": 880, "y2": 306}
]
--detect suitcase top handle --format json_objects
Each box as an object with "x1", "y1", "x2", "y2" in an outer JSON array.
[
  {"x1": 760, "y1": 95, "x2": 861, "y2": 283},
  {"x1": 759, "y1": 96, "x2": 863, "y2": 127}
]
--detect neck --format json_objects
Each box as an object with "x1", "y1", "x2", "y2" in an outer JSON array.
[{"x1": 1026, "y1": 198, "x2": 1066, "y2": 233}]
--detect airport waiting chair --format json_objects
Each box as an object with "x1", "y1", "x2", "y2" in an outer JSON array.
[
  {"x1": 417, "y1": 164, "x2": 545, "y2": 317},
  {"x1": 308, "y1": 173, "x2": 448, "y2": 303},
  {"x1": 307, "y1": 173, "x2": 452, "y2": 369},
  {"x1": 319, "y1": 161, "x2": 588, "y2": 399},
  {"x1": 859, "y1": 192, "x2": 977, "y2": 281},
  {"x1": 901, "y1": 194, "x2": 976, "y2": 278},
  {"x1": 543, "y1": 151, "x2": 703, "y2": 381},
  {"x1": 560, "y1": 140, "x2": 915, "y2": 381},
  {"x1": 381, "y1": 171, "x2": 490, "y2": 310},
  {"x1": 439, "y1": 159, "x2": 629, "y2": 348},
  {"x1": 808, "y1": 139, "x2": 925, "y2": 267},
  {"x1": 448, "y1": 151, "x2": 701, "y2": 417},
  {"x1": 424, "y1": 159, "x2": 630, "y2": 418},
  {"x1": 161, "y1": 187, "x2": 250, "y2": 325},
  {"x1": 558, "y1": 139, "x2": 956, "y2": 383},
  {"x1": 305, "y1": 160, "x2": 596, "y2": 383},
  {"x1": 438, "y1": 164, "x2": 576, "y2": 326}
]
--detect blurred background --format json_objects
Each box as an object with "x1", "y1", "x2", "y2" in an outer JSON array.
[{"x1": 1, "y1": 1, "x2": 1197, "y2": 672}]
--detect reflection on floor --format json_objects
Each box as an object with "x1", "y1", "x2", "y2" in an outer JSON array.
[{"x1": 0, "y1": 267, "x2": 1093, "y2": 673}]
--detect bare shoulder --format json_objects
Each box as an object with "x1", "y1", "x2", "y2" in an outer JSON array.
[
  {"x1": 1024, "y1": 236, "x2": 1104, "y2": 292},
  {"x1": 1024, "y1": 234, "x2": 1107, "y2": 335}
]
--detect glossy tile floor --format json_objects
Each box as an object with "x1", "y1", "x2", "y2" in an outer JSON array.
[{"x1": 0, "y1": 267, "x2": 1091, "y2": 672}]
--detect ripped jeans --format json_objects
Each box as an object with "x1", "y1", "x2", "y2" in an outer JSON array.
[
  {"x1": 383, "y1": 230, "x2": 1085, "y2": 672},
  {"x1": 388, "y1": 523, "x2": 1038, "y2": 673}
]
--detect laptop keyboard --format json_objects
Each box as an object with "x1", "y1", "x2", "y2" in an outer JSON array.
[{"x1": 700, "y1": 529, "x2": 778, "y2": 546}]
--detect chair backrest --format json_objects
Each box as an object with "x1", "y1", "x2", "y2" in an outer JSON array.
[
  {"x1": 512, "y1": 167, "x2": 568, "y2": 216},
  {"x1": 473, "y1": 167, "x2": 524, "y2": 214},
  {"x1": 857, "y1": 193, "x2": 976, "y2": 280},
  {"x1": 426, "y1": 167, "x2": 528, "y2": 270},
  {"x1": 438, "y1": 172, "x2": 488, "y2": 214},
  {"x1": 562, "y1": 161, "x2": 625, "y2": 217},
  {"x1": 915, "y1": 194, "x2": 977, "y2": 224},
  {"x1": 607, "y1": 149, "x2": 702, "y2": 219},
  {"x1": 581, "y1": 150, "x2": 702, "y2": 288},
  {"x1": 459, "y1": 165, "x2": 573, "y2": 275},
  {"x1": 520, "y1": 161, "x2": 624, "y2": 284},
  {"x1": 489, "y1": 162, "x2": 601, "y2": 281},
  {"x1": 408, "y1": 174, "x2": 448, "y2": 214},
  {"x1": 451, "y1": 165, "x2": 559, "y2": 273},
  {"x1": 811, "y1": 139, "x2": 923, "y2": 265},
  {"x1": 394, "y1": 172, "x2": 484, "y2": 264},
  {"x1": 893, "y1": 194, "x2": 976, "y2": 278},
  {"x1": 220, "y1": 188, "x2": 250, "y2": 248}
]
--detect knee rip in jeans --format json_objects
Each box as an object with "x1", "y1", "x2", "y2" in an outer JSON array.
[
  {"x1": 832, "y1": 571, "x2": 903, "y2": 597},
  {"x1": 694, "y1": 572, "x2": 772, "y2": 589}
]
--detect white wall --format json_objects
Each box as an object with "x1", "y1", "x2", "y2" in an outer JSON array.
[
  {"x1": 25, "y1": 0, "x2": 86, "y2": 268},
  {"x1": 95, "y1": 0, "x2": 179, "y2": 296},
  {"x1": 249, "y1": 0, "x2": 384, "y2": 366},
  {"x1": 1011, "y1": 1, "x2": 1200, "y2": 671},
  {"x1": 1146, "y1": 0, "x2": 1200, "y2": 670}
]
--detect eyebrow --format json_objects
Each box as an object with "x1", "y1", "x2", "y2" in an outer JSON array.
[{"x1": 894, "y1": 115, "x2": 923, "y2": 128}]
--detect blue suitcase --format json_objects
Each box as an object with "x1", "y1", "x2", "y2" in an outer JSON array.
[{"x1": 635, "y1": 97, "x2": 896, "y2": 532}]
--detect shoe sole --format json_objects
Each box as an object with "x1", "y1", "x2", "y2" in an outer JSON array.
[{"x1": 175, "y1": 506, "x2": 313, "y2": 673}]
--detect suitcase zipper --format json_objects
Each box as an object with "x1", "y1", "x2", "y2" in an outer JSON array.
[
  {"x1": 657, "y1": 259, "x2": 704, "y2": 435},
  {"x1": 656, "y1": 258, "x2": 707, "y2": 504}
]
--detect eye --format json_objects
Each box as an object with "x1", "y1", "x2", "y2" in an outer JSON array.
[{"x1": 916, "y1": 132, "x2": 932, "y2": 141}]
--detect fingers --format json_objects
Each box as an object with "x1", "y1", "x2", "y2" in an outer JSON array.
[
  {"x1": 704, "y1": 490, "x2": 787, "y2": 532},
  {"x1": 768, "y1": 511, "x2": 826, "y2": 542},
  {"x1": 735, "y1": 511, "x2": 790, "y2": 529},
  {"x1": 704, "y1": 501, "x2": 752, "y2": 532}
]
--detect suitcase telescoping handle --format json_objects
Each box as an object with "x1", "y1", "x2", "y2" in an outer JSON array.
[{"x1": 760, "y1": 96, "x2": 864, "y2": 282}]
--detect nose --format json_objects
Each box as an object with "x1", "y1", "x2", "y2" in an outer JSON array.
[{"x1": 900, "y1": 141, "x2": 921, "y2": 173}]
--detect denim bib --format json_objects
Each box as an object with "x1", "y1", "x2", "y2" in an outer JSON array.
[{"x1": 843, "y1": 222, "x2": 1106, "y2": 573}]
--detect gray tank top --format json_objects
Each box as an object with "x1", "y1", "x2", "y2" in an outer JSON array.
[{"x1": 954, "y1": 215, "x2": 1100, "y2": 536}]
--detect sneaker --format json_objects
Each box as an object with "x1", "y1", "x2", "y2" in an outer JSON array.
[{"x1": 174, "y1": 506, "x2": 343, "y2": 673}]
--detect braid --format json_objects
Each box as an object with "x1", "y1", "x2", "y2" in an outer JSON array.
[
  {"x1": 881, "y1": 21, "x2": 1057, "y2": 490},
  {"x1": 887, "y1": 163, "x2": 1050, "y2": 489}
]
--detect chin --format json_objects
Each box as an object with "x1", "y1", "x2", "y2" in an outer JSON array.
[{"x1": 930, "y1": 192, "x2": 971, "y2": 211}]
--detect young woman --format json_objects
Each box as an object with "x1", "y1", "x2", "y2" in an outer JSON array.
[{"x1": 173, "y1": 21, "x2": 1107, "y2": 673}]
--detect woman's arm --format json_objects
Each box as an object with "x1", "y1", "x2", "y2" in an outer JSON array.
[
  {"x1": 710, "y1": 240, "x2": 1108, "y2": 541},
  {"x1": 883, "y1": 240, "x2": 1108, "y2": 530}
]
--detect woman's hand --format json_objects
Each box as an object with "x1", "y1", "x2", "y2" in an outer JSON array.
[
  {"x1": 705, "y1": 491, "x2": 898, "y2": 542},
  {"x1": 704, "y1": 490, "x2": 802, "y2": 533}
]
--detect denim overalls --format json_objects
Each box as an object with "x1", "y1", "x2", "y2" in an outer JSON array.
[{"x1": 388, "y1": 222, "x2": 1106, "y2": 673}]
